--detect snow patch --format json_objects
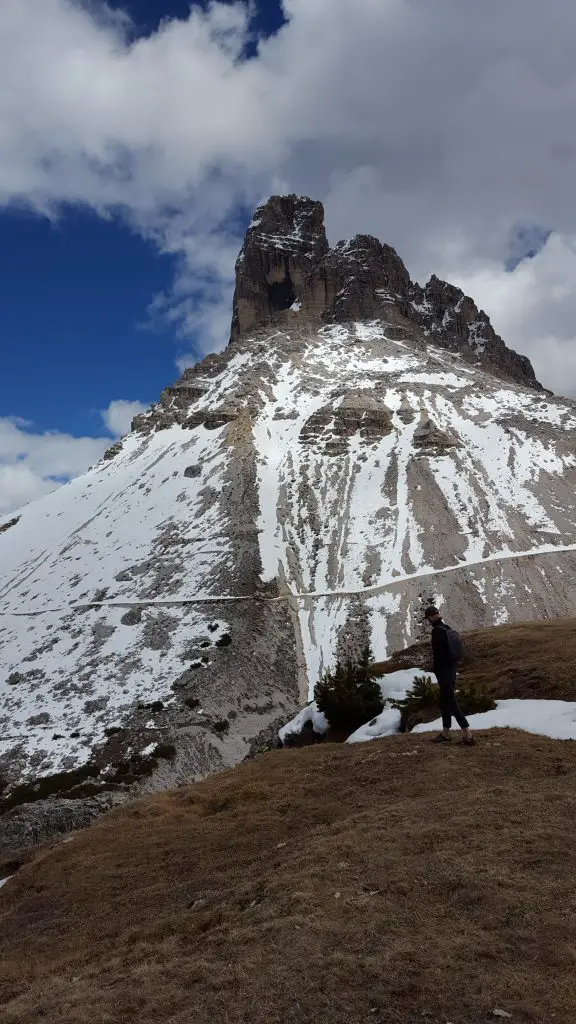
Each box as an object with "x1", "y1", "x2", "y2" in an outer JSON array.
[
  {"x1": 414, "y1": 699, "x2": 576, "y2": 741},
  {"x1": 411, "y1": 299, "x2": 432, "y2": 314},
  {"x1": 280, "y1": 667, "x2": 420, "y2": 743},
  {"x1": 347, "y1": 707, "x2": 401, "y2": 743},
  {"x1": 397, "y1": 371, "x2": 470, "y2": 389},
  {"x1": 278, "y1": 703, "x2": 328, "y2": 742}
]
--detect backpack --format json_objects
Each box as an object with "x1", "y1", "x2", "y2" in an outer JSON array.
[{"x1": 444, "y1": 627, "x2": 463, "y2": 663}]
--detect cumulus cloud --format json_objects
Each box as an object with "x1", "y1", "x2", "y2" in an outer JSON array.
[
  {"x1": 3, "y1": 0, "x2": 576, "y2": 388},
  {"x1": 0, "y1": 417, "x2": 110, "y2": 514},
  {"x1": 0, "y1": 398, "x2": 148, "y2": 515},
  {"x1": 101, "y1": 399, "x2": 148, "y2": 437},
  {"x1": 450, "y1": 234, "x2": 576, "y2": 397}
]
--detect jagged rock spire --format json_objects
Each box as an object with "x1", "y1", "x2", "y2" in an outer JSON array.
[
  {"x1": 410, "y1": 275, "x2": 538, "y2": 389},
  {"x1": 230, "y1": 195, "x2": 413, "y2": 343},
  {"x1": 229, "y1": 193, "x2": 541, "y2": 392},
  {"x1": 230, "y1": 195, "x2": 329, "y2": 344}
]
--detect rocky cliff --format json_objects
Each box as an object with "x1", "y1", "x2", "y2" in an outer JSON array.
[
  {"x1": 1, "y1": 194, "x2": 576, "y2": 849},
  {"x1": 225, "y1": 194, "x2": 540, "y2": 390}
]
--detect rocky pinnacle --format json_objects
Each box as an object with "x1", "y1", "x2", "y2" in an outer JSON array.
[{"x1": 228, "y1": 194, "x2": 541, "y2": 391}]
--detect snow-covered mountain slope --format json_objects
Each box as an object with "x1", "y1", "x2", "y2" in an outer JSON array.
[{"x1": 2, "y1": 194, "x2": 576, "y2": 822}]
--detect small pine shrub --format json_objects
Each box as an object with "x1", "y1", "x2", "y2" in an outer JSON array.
[
  {"x1": 392, "y1": 674, "x2": 440, "y2": 732},
  {"x1": 392, "y1": 673, "x2": 496, "y2": 732},
  {"x1": 457, "y1": 678, "x2": 496, "y2": 716},
  {"x1": 314, "y1": 645, "x2": 384, "y2": 735}
]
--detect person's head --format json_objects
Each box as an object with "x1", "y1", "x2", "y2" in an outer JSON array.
[{"x1": 424, "y1": 605, "x2": 442, "y2": 625}]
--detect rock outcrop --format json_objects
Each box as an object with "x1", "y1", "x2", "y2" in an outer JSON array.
[
  {"x1": 409, "y1": 275, "x2": 540, "y2": 389},
  {"x1": 0, "y1": 517, "x2": 20, "y2": 536},
  {"x1": 228, "y1": 194, "x2": 540, "y2": 393},
  {"x1": 413, "y1": 412, "x2": 460, "y2": 450},
  {"x1": 300, "y1": 391, "x2": 394, "y2": 456},
  {"x1": 230, "y1": 195, "x2": 329, "y2": 344},
  {"x1": 127, "y1": 194, "x2": 541, "y2": 443}
]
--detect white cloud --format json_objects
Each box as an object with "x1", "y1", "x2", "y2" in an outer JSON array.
[
  {"x1": 0, "y1": 417, "x2": 110, "y2": 514},
  {"x1": 0, "y1": 398, "x2": 148, "y2": 515},
  {"x1": 0, "y1": 0, "x2": 276, "y2": 207},
  {"x1": 3, "y1": 1, "x2": 576, "y2": 386},
  {"x1": 101, "y1": 399, "x2": 147, "y2": 437},
  {"x1": 448, "y1": 234, "x2": 576, "y2": 396},
  {"x1": 0, "y1": 463, "x2": 57, "y2": 515}
]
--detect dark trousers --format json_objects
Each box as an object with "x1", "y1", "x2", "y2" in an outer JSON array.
[{"x1": 435, "y1": 666, "x2": 469, "y2": 730}]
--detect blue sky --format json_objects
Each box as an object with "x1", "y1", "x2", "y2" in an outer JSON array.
[
  {"x1": 0, "y1": 1, "x2": 286, "y2": 440},
  {"x1": 111, "y1": 0, "x2": 286, "y2": 47},
  {"x1": 2, "y1": 0, "x2": 576, "y2": 513},
  {"x1": 0, "y1": 206, "x2": 176, "y2": 434}
]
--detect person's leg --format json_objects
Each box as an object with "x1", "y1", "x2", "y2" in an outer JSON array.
[
  {"x1": 450, "y1": 689, "x2": 469, "y2": 730},
  {"x1": 436, "y1": 672, "x2": 452, "y2": 738},
  {"x1": 447, "y1": 669, "x2": 474, "y2": 741}
]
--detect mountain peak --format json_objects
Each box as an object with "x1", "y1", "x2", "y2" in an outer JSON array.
[
  {"x1": 230, "y1": 195, "x2": 329, "y2": 344},
  {"x1": 410, "y1": 274, "x2": 539, "y2": 389},
  {"x1": 229, "y1": 194, "x2": 541, "y2": 391},
  {"x1": 244, "y1": 194, "x2": 328, "y2": 257}
]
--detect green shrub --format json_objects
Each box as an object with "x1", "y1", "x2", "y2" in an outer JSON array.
[
  {"x1": 458, "y1": 679, "x2": 497, "y2": 716},
  {"x1": 314, "y1": 645, "x2": 384, "y2": 735},
  {"x1": 392, "y1": 674, "x2": 440, "y2": 732},
  {"x1": 392, "y1": 673, "x2": 496, "y2": 732}
]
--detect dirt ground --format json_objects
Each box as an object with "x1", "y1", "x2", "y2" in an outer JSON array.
[
  {"x1": 375, "y1": 615, "x2": 576, "y2": 701},
  {"x1": 1, "y1": 728, "x2": 575, "y2": 1024}
]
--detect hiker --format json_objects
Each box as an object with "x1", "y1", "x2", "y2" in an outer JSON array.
[{"x1": 424, "y1": 606, "x2": 475, "y2": 747}]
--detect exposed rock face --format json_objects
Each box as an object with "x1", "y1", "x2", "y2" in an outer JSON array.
[
  {"x1": 229, "y1": 194, "x2": 540, "y2": 393},
  {"x1": 131, "y1": 380, "x2": 210, "y2": 435},
  {"x1": 230, "y1": 195, "x2": 329, "y2": 344},
  {"x1": 102, "y1": 441, "x2": 123, "y2": 462},
  {"x1": 413, "y1": 412, "x2": 460, "y2": 450},
  {"x1": 229, "y1": 197, "x2": 415, "y2": 345},
  {"x1": 300, "y1": 391, "x2": 394, "y2": 456},
  {"x1": 318, "y1": 234, "x2": 413, "y2": 325},
  {"x1": 0, "y1": 517, "x2": 20, "y2": 535},
  {"x1": 397, "y1": 396, "x2": 416, "y2": 424},
  {"x1": 409, "y1": 275, "x2": 539, "y2": 389}
]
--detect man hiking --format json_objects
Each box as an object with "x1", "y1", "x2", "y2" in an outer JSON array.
[{"x1": 424, "y1": 606, "x2": 475, "y2": 746}]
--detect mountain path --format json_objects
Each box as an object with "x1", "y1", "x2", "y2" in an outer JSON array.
[{"x1": 1, "y1": 540, "x2": 575, "y2": 616}]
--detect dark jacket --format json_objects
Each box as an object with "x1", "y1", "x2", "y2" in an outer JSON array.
[{"x1": 431, "y1": 620, "x2": 454, "y2": 673}]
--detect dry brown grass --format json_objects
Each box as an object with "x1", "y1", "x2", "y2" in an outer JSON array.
[
  {"x1": 1, "y1": 729, "x2": 576, "y2": 1024},
  {"x1": 375, "y1": 615, "x2": 576, "y2": 701}
]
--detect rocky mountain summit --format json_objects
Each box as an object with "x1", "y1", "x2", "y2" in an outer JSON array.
[
  {"x1": 132, "y1": 195, "x2": 540, "y2": 440},
  {"x1": 2, "y1": 195, "x2": 576, "y2": 849},
  {"x1": 228, "y1": 194, "x2": 539, "y2": 388}
]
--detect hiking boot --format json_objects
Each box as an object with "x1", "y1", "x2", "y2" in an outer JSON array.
[
  {"x1": 457, "y1": 736, "x2": 476, "y2": 747},
  {"x1": 431, "y1": 734, "x2": 451, "y2": 744}
]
